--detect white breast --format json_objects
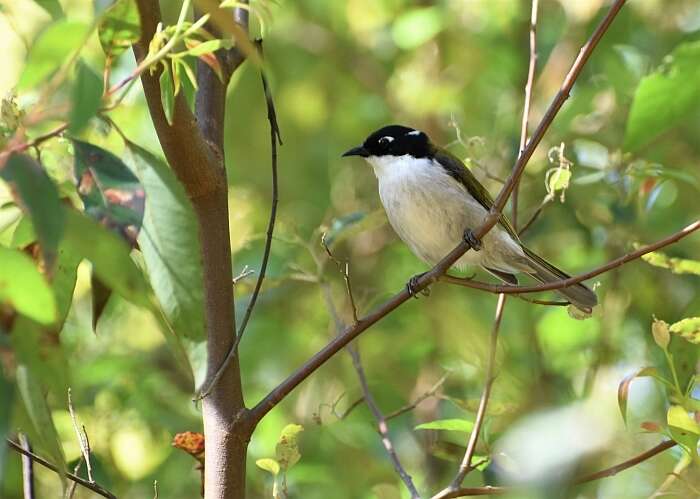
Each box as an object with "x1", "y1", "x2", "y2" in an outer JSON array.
[{"x1": 367, "y1": 154, "x2": 524, "y2": 272}]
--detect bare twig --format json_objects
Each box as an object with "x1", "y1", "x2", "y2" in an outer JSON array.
[
  {"x1": 441, "y1": 220, "x2": 700, "y2": 295},
  {"x1": 432, "y1": 440, "x2": 677, "y2": 498},
  {"x1": 348, "y1": 345, "x2": 422, "y2": 498},
  {"x1": 432, "y1": 295, "x2": 507, "y2": 499},
  {"x1": 6, "y1": 439, "x2": 116, "y2": 499},
  {"x1": 197, "y1": 44, "x2": 282, "y2": 399},
  {"x1": 320, "y1": 242, "x2": 420, "y2": 497},
  {"x1": 512, "y1": 0, "x2": 539, "y2": 230},
  {"x1": 66, "y1": 458, "x2": 84, "y2": 499},
  {"x1": 250, "y1": 0, "x2": 628, "y2": 424},
  {"x1": 517, "y1": 197, "x2": 552, "y2": 236},
  {"x1": 19, "y1": 434, "x2": 34, "y2": 499},
  {"x1": 67, "y1": 388, "x2": 93, "y2": 483},
  {"x1": 385, "y1": 372, "x2": 450, "y2": 421}
]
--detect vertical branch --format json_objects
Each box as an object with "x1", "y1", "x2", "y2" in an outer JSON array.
[
  {"x1": 512, "y1": 0, "x2": 539, "y2": 230},
  {"x1": 197, "y1": 43, "x2": 282, "y2": 400},
  {"x1": 19, "y1": 434, "x2": 35, "y2": 499},
  {"x1": 433, "y1": 294, "x2": 507, "y2": 499},
  {"x1": 67, "y1": 388, "x2": 93, "y2": 483}
]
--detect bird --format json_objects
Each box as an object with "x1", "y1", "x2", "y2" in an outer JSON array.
[{"x1": 342, "y1": 124, "x2": 597, "y2": 312}]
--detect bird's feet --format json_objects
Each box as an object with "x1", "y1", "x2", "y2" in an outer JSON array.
[
  {"x1": 407, "y1": 272, "x2": 430, "y2": 298},
  {"x1": 463, "y1": 228, "x2": 482, "y2": 251}
]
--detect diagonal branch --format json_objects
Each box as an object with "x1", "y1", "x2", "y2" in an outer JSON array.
[
  {"x1": 6, "y1": 439, "x2": 116, "y2": 499},
  {"x1": 250, "y1": 0, "x2": 628, "y2": 425},
  {"x1": 441, "y1": 219, "x2": 700, "y2": 295},
  {"x1": 435, "y1": 440, "x2": 677, "y2": 498},
  {"x1": 432, "y1": 294, "x2": 507, "y2": 499}
]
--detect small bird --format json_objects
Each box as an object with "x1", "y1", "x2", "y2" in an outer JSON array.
[{"x1": 342, "y1": 124, "x2": 597, "y2": 312}]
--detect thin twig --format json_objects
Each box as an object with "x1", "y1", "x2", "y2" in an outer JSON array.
[
  {"x1": 441, "y1": 219, "x2": 700, "y2": 295},
  {"x1": 320, "y1": 243, "x2": 420, "y2": 497},
  {"x1": 433, "y1": 295, "x2": 507, "y2": 499},
  {"x1": 433, "y1": 440, "x2": 677, "y2": 498},
  {"x1": 348, "y1": 345, "x2": 422, "y2": 498},
  {"x1": 197, "y1": 45, "x2": 281, "y2": 399},
  {"x1": 512, "y1": 0, "x2": 539, "y2": 230},
  {"x1": 19, "y1": 434, "x2": 34, "y2": 499},
  {"x1": 517, "y1": 197, "x2": 551, "y2": 236},
  {"x1": 6, "y1": 439, "x2": 117, "y2": 499},
  {"x1": 66, "y1": 457, "x2": 84, "y2": 499},
  {"x1": 250, "y1": 0, "x2": 628, "y2": 424},
  {"x1": 385, "y1": 372, "x2": 450, "y2": 421},
  {"x1": 68, "y1": 388, "x2": 94, "y2": 483}
]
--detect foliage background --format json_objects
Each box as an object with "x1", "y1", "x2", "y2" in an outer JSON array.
[{"x1": 1, "y1": 0, "x2": 699, "y2": 498}]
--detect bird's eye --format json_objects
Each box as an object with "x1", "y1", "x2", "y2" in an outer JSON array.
[{"x1": 378, "y1": 136, "x2": 394, "y2": 147}]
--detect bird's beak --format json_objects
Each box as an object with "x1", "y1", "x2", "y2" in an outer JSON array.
[{"x1": 342, "y1": 146, "x2": 369, "y2": 158}]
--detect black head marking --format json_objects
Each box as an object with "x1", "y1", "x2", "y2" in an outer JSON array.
[{"x1": 342, "y1": 125, "x2": 432, "y2": 159}]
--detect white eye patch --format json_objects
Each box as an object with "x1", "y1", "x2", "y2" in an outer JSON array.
[
  {"x1": 379, "y1": 136, "x2": 395, "y2": 143},
  {"x1": 406, "y1": 130, "x2": 421, "y2": 136}
]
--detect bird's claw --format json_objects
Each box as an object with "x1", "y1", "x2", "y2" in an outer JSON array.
[
  {"x1": 463, "y1": 228, "x2": 482, "y2": 251},
  {"x1": 407, "y1": 272, "x2": 430, "y2": 298}
]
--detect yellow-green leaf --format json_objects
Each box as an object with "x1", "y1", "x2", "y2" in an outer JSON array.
[
  {"x1": 275, "y1": 424, "x2": 303, "y2": 471},
  {"x1": 0, "y1": 246, "x2": 56, "y2": 324},
  {"x1": 256, "y1": 458, "x2": 280, "y2": 476},
  {"x1": 415, "y1": 418, "x2": 475, "y2": 433},
  {"x1": 669, "y1": 317, "x2": 700, "y2": 344},
  {"x1": 641, "y1": 250, "x2": 700, "y2": 276}
]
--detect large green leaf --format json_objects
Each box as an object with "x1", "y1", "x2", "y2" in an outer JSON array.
[
  {"x1": 71, "y1": 140, "x2": 145, "y2": 246},
  {"x1": 625, "y1": 41, "x2": 700, "y2": 151},
  {"x1": 18, "y1": 20, "x2": 90, "y2": 90},
  {"x1": 62, "y1": 208, "x2": 150, "y2": 308},
  {"x1": 69, "y1": 61, "x2": 103, "y2": 134},
  {"x1": 31, "y1": 0, "x2": 64, "y2": 19},
  {"x1": 1, "y1": 154, "x2": 64, "y2": 266},
  {"x1": 16, "y1": 365, "x2": 67, "y2": 491},
  {"x1": 124, "y1": 143, "x2": 206, "y2": 384},
  {"x1": 0, "y1": 246, "x2": 56, "y2": 324},
  {"x1": 98, "y1": 0, "x2": 141, "y2": 59}
]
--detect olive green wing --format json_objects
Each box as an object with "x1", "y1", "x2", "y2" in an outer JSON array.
[{"x1": 432, "y1": 147, "x2": 520, "y2": 242}]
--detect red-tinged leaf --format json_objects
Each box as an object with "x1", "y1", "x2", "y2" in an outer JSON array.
[
  {"x1": 640, "y1": 421, "x2": 662, "y2": 433},
  {"x1": 618, "y1": 367, "x2": 659, "y2": 425},
  {"x1": 71, "y1": 140, "x2": 145, "y2": 247},
  {"x1": 196, "y1": 51, "x2": 224, "y2": 82}
]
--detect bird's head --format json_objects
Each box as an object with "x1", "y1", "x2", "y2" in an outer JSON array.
[{"x1": 342, "y1": 125, "x2": 431, "y2": 166}]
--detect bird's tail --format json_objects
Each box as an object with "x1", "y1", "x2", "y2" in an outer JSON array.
[{"x1": 519, "y1": 246, "x2": 597, "y2": 312}]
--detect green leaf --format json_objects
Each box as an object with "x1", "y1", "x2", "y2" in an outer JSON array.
[
  {"x1": 275, "y1": 424, "x2": 304, "y2": 471},
  {"x1": 0, "y1": 246, "x2": 56, "y2": 324},
  {"x1": 625, "y1": 40, "x2": 700, "y2": 151},
  {"x1": 160, "y1": 67, "x2": 175, "y2": 125},
  {"x1": 256, "y1": 458, "x2": 280, "y2": 476},
  {"x1": 62, "y1": 208, "x2": 151, "y2": 308},
  {"x1": 31, "y1": 0, "x2": 64, "y2": 19},
  {"x1": 124, "y1": 143, "x2": 206, "y2": 384},
  {"x1": 69, "y1": 61, "x2": 103, "y2": 134},
  {"x1": 16, "y1": 365, "x2": 67, "y2": 491},
  {"x1": 18, "y1": 20, "x2": 90, "y2": 90},
  {"x1": 640, "y1": 249, "x2": 700, "y2": 276},
  {"x1": 71, "y1": 140, "x2": 145, "y2": 246},
  {"x1": 0, "y1": 154, "x2": 64, "y2": 266},
  {"x1": 185, "y1": 39, "x2": 233, "y2": 57},
  {"x1": 98, "y1": 0, "x2": 141, "y2": 58},
  {"x1": 415, "y1": 418, "x2": 475, "y2": 433},
  {"x1": 669, "y1": 318, "x2": 700, "y2": 345},
  {"x1": 667, "y1": 405, "x2": 700, "y2": 457},
  {"x1": 617, "y1": 367, "x2": 661, "y2": 425},
  {"x1": 392, "y1": 7, "x2": 444, "y2": 50},
  {"x1": 323, "y1": 210, "x2": 386, "y2": 248},
  {"x1": 547, "y1": 168, "x2": 572, "y2": 193}
]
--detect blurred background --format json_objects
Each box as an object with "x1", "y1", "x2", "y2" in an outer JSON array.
[{"x1": 1, "y1": 0, "x2": 699, "y2": 497}]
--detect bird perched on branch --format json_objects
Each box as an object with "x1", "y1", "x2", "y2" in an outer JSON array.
[{"x1": 343, "y1": 124, "x2": 597, "y2": 312}]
